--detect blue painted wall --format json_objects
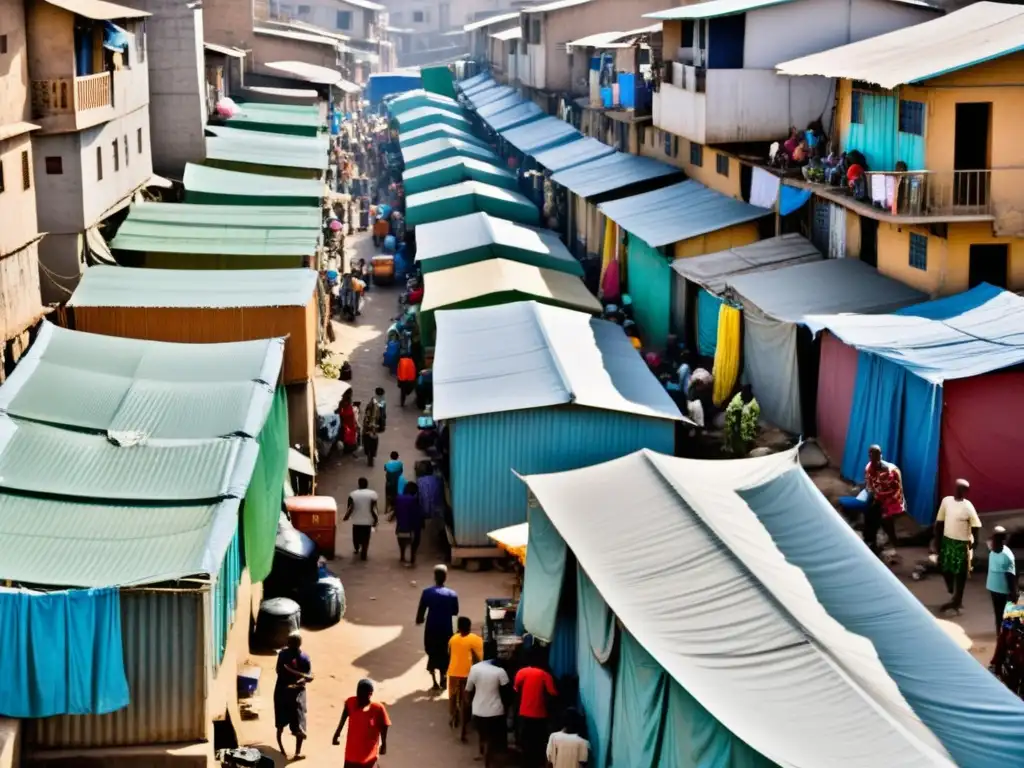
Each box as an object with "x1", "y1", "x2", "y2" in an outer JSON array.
[
  {"x1": 627, "y1": 236, "x2": 673, "y2": 347},
  {"x1": 450, "y1": 406, "x2": 675, "y2": 546},
  {"x1": 212, "y1": 531, "x2": 242, "y2": 668},
  {"x1": 846, "y1": 92, "x2": 926, "y2": 171}
]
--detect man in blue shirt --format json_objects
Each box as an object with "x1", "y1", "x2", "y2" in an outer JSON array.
[
  {"x1": 987, "y1": 525, "x2": 1017, "y2": 634},
  {"x1": 415, "y1": 565, "x2": 459, "y2": 690}
]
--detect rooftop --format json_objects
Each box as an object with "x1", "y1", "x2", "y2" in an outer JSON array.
[
  {"x1": 523, "y1": 0, "x2": 592, "y2": 13},
  {"x1": 463, "y1": 11, "x2": 520, "y2": 31},
  {"x1": 646, "y1": 0, "x2": 936, "y2": 20}
]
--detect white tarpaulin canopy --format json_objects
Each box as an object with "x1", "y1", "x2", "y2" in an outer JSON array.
[
  {"x1": 519, "y1": 449, "x2": 954, "y2": 768},
  {"x1": 432, "y1": 301, "x2": 683, "y2": 422}
]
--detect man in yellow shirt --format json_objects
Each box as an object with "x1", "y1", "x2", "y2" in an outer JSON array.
[{"x1": 447, "y1": 616, "x2": 483, "y2": 741}]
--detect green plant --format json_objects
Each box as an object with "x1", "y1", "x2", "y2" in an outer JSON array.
[{"x1": 723, "y1": 393, "x2": 761, "y2": 455}]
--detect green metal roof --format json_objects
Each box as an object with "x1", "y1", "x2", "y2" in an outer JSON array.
[
  {"x1": 204, "y1": 126, "x2": 329, "y2": 171},
  {"x1": 183, "y1": 163, "x2": 324, "y2": 206},
  {"x1": 122, "y1": 202, "x2": 321, "y2": 230},
  {"x1": 401, "y1": 137, "x2": 501, "y2": 170},
  {"x1": 405, "y1": 180, "x2": 540, "y2": 228},
  {"x1": 0, "y1": 321, "x2": 283, "y2": 439},
  {"x1": 399, "y1": 123, "x2": 490, "y2": 149},
  {"x1": 420, "y1": 65, "x2": 457, "y2": 99},
  {"x1": 223, "y1": 102, "x2": 321, "y2": 137},
  {"x1": 395, "y1": 105, "x2": 472, "y2": 133},
  {"x1": 68, "y1": 265, "x2": 318, "y2": 309},
  {"x1": 402, "y1": 155, "x2": 517, "y2": 195},
  {"x1": 111, "y1": 220, "x2": 319, "y2": 256},
  {"x1": 0, "y1": 417, "x2": 259, "y2": 502},
  {"x1": 387, "y1": 89, "x2": 463, "y2": 117},
  {"x1": 233, "y1": 100, "x2": 320, "y2": 117},
  {"x1": 0, "y1": 494, "x2": 239, "y2": 587}
]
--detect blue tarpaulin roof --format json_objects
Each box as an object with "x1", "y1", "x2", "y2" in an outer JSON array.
[
  {"x1": 598, "y1": 180, "x2": 770, "y2": 247},
  {"x1": 470, "y1": 85, "x2": 517, "y2": 108},
  {"x1": 806, "y1": 283, "x2": 1024, "y2": 384},
  {"x1": 532, "y1": 137, "x2": 616, "y2": 173},
  {"x1": 459, "y1": 72, "x2": 492, "y2": 90},
  {"x1": 501, "y1": 116, "x2": 582, "y2": 155},
  {"x1": 486, "y1": 100, "x2": 544, "y2": 132},
  {"x1": 477, "y1": 92, "x2": 525, "y2": 118},
  {"x1": 551, "y1": 151, "x2": 680, "y2": 198}
]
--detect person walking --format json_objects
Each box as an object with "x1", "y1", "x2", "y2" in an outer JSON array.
[
  {"x1": 274, "y1": 632, "x2": 313, "y2": 760},
  {"x1": 394, "y1": 482, "x2": 421, "y2": 567},
  {"x1": 384, "y1": 451, "x2": 404, "y2": 515},
  {"x1": 514, "y1": 651, "x2": 558, "y2": 767},
  {"x1": 415, "y1": 565, "x2": 459, "y2": 691},
  {"x1": 362, "y1": 398, "x2": 380, "y2": 467},
  {"x1": 332, "y1": 679, "x2": 390, "y2": 768},
  {"x1": 466, "y1": 658, "x2": 510, "y2": 768},
  {"x1": 344, "y1": 477, "x2": 379, "y2": 561},
  {"x1": 397, "y1": 355, "x2": 417, "y2": 407},
  {"x1": 862, "y1": 445, "x2": 905, "y2": 556},
  {"x1": 372, "y1": 386, "x2": 387, "y2": 431},
  {"x1": 987, "y1": 525, "x2": 1017, "y2": 634},
  {"x1": 448, "y1": 616, "x2": 484, "y2": 742},
  {"x1": 934, "y1": 478, "x2": 982, "y2": 613},
  {"x1": 546, "y1": 709, "x2": 590, "y2": 768}
]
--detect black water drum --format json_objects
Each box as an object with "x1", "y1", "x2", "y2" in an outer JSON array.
[{"x1": 254, "y1": 597, "x2": 301, "y2": 650}]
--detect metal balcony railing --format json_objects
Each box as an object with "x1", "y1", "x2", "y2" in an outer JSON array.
[{"x1": 863, "y1": 169, "x2": 1001, "y2": 218}]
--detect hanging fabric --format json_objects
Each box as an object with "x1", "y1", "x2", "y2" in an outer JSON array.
[
  {"x1": 578, "y1": 565, "x2": 615, "y2": 663},
  {"x1": 696, "y1": 289, "x2": 724, "y2": 358},
  {"x1": 576, "y1": 565, "x2": 615, "y2": 768},
  {"x1": 0, "y1": 587, "x2": 129, "y2": 718},
  {"x1": 778, "y1": 185, "x2": 812, "y2": 216},
  {"x1": 749, "y1": 168, "x2": 780, "y2": 209},
  {"x1": 828, "y1": 205, "x2": 847, "y2": 259},
  {"x1": 712, "y1": 304, "x2": 741, "y2": 407},
  {"x1": 521, "y1": 507, "x2": 567, "y2": 643},
  {"x1": 610, "y1": 630, "x2": 669, "y2": 768},
  {"x1": 243, "y1": 387, "x2": 290, "y2": 583}
]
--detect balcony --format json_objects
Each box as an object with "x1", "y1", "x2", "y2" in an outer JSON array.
[
  {"x1": 28, "y1": 67, "x2": 148, "y2": 135},
  {"x1": 653, "y1": 66, "x2": 830, "y2": 146}
]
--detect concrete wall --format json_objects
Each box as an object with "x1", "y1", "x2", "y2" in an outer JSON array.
[
  {"x1": 297, "y1": 1, "x2": 371, "y2": 36},
  {"x1": 26, "y1": 0, "x2": 75, "y2": 82},
  {"x1": 132, "y1": 0, "x2": 207, "y2": 177},
  {"x1": 252, "y1": 33, "x2": 339, "y2": 71},
  {"x1": 36, "y1": 232, "x2": 81, "y2": 303},
  {"x1": 0, "y1": 0, "x2": 30, "y2": 125},
  {"x1": 204, "y1": 0, "x2": 256, "y2": 50},
  {"x1": 0, "y1": 132, "x2": 41, "y2": 258},
  {"x1": 640, "y1": 124, "x2": 743, "y2": 200}
]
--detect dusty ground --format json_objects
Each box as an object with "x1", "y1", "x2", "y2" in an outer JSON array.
[{"x1": 236, "y1": 229, "x2": 1004, "y2": 765}]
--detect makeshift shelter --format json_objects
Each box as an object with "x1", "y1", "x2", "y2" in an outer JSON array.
[
  {"x1": 401, "y1": 137, "x2": 500, "y2": 170},
  {"x1": 671, "y1": 234, "x2": 823, "y2": 357},
  {"x1": 415, "y1": 212, "x2": 583, "y2": 276},
  {"x1": 398, "y1": 123, "x2": 491, "y2": 149},
  {"x1": 420, "y1": 259, "x2": 601, "y2": 345},
  {"x1": 395, "y1": 105, "x2": 472, "y2": 134},
  {"x1": 518, "y1": 447, "x2": 1024, "y2": 768},
  {"x1": 0, "y1": 322, "x2": 289, "y2": 745},
  {"x1": 531, "y1": 136, "x2": 616, "y2": 173},
  {"x1": 222, "y1": 101, "x2": 320, "y2": 137},
  {"x1": 488, "y1": 522, "x2": 527, "y2": 565},
  {"x1": 807, "y1": 284, "x2": 1024, "y2": 523},
  {"x1": 500, "y1": 116, "x2": 582, "y2": 156},
  {"x1": 475, "y1": 92, "x2": 523, "y2": 119},
  {"x1": 405, "y1": 180, "x2": 540, "y2": 228},
  {"x1": 725, "y1": 258, "x2": 925, "y2": 436},
  {"x1": 386, "y1": 89, "x2": 463, "y2": 117},
  {"x1": 467, "y1": 84, "x2": 516, "y2": 109},
  {"x1": 120, "y1": 201, "x2": 321, "y2": 230},
  {"x1": 433, "y1": 301, "x2": 681, "y2": 546},
  {"x1": 420, "y1": 66, "x2": 457, "y2": 99},
  {"x1": 597, "y1": 181, "x2": 770, "y2": 347},
  {"x1": 402, "y1": 156, "x2": 517, "y2": 196},
  {"x1": 367, "y1": 71, "x2": 422, "y2": 104},
  {"x1": 485, "y1": 100, "x2": 544, "y2": 132},
  {"x1": 204, "y1": 127, "x2": 328, "y2": 179},
  {"x1": 183, "y1": 163, "x2": 323, "y2": 207},
  {"x1": 68, "y1": 267, "x2": 319, "y2": 385},
  {"x1": 458, "y1": 71, "x2": 492, "y2": 91}
]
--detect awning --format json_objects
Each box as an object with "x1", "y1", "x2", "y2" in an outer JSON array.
[
  {"x1": 337, "y1": 79, "x2": 361, "y2": 94},
  {"x1": 476, "y1": 92, "x2": 524, "y2": 119},
  {"x1": 598, "y1": 180, "x2": 770, "y2": 248},
  {"x1": 487, "y1": 100, "x2": 544, "y2": 132},
  {"x1": 500, "y1": 116, "x2": 582, "y2": 155},
  {"x1": 182, "y1": 163, "x2": 324, "y2": 206},
  {"x1": 399, "y1": 123, "x2": 490, "y2": 149},
  {"x1": 458, "y1": 71, "x2": 493, "y2": 89},
  {"x1": 401, "y1": 137, "x2": 500, "y2": 171},
  {"x1": 204, "y1": 41, "x2": 245, "y2": 58},
  {"x1": 468, "y1": 85, "x2": 516, "y2": 109},
  {"x1": 532, "y1": 136, "x2": 615, "y2": 173},
  {"x1": 44, "y1": 0, "x2": 149, "y2": 20},
  {"x1": 264, "y1": 60, "x2": 343, "y2": 85},
  {"x1": 550, "y1": 151, "x2": 679, "y2": 198},
  {"x1": 402, "y1": 156, "x2": 517, "y2": 196},
  {"x1": 671, "y1": 233, "x2": 823, "y2": 295},
  {"x1": 85, "y1": 226, "x2": 118, "y2": 266},
  {"x1": 488, "y1": 523, "x2": 527, "y2": 565},
  {"x1": 405, "y1": 180, "x2": 539, "y2": 228},
  {"x1": 288, "y1": 447, "x2": 315, "y2": 476},
  {"x1": 566, "y1": 23, "x2": 660, "y2": 49},
  {"x1": 146, "y1": 173, "x2": 174, "y2": 188},
  {"x1": 491, "y1": 26, "x2": 521, "y2": 41},
  {"x1": 204, "y1": 130, "x2": 328, "y2": 172}
]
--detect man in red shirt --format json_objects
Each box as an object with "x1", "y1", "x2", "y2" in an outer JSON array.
[
  {"x1": 514, "y1": 653, "x2": 558, "y2": 768},
  {"x1": 333, "y1": 679, "x2": 391, "y2": 767}
]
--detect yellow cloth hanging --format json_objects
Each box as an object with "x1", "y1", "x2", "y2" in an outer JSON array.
[
  {"x1": 599, "y1": 216, "x2": 615, "y2": 287},
  {"x1": 712, "y1": 303, "x2": 741, "y2": 407}
]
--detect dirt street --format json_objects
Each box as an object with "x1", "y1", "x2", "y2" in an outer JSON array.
[{"x1": 237, "y1": 231, "x2": 513, "y2": 767}]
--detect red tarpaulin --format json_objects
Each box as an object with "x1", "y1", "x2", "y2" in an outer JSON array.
[
  {"x1": 939, "y1": 372, "x2": 1024, "y2": 514},
  {"x1": 815, "y1": 331, "x2": 859, "y2": 466}
]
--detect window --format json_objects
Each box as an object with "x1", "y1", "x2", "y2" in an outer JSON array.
[
  {"x1": 413, "y1": 10, "x2": 424, "y2": 22},
  {"x1": 297, "y1": 4, "x2": 310, "y2": 14},
  {"x1": 531, "y1": 18, "x2": 541, "y2": 44},
  {"x1": 124, "y1": 135, "x2": 129, "y2": 166},
  {"x1": 899, "y1": 100, "x2": 925, "y2": 136},
  {"x1": 21, "y1": 151, "x2": 29, "y2": 190},
  {"x1": 137, "y1": 21, "x2": 146, "y2": 63},
  {"x1": 0, "y1": 35, "x2": 7, "y2": 55},
  {"x1": 716, "y1": 153, "x2": 729, "y2": 177},
  {"x1": 96, "y1": 146, "x2": 103, "y2": 180},
  {"x1": 112, "y1": 140, "x2": 119, "y2": 171},
  {"x1": 137, "y1": 128, "x2": 143, "y2": 154},
  {"x1": 909, "y1": 232, "x2": 928, "y2": 271},
  {"x1": 336, "y1": 10, "x2": 352, "y2": 29},
  {"x1": 690, "y1": 141, "x2": 703, "y2": 167},
  {"x1": 663, "y1": 130, "x2": 672, "y2": 157},
  {"x1": 850, "y1": 91, "x2": 863, "y2": 124},
  {"x1": 45, "y1": 156, "x2": 63, "y2": 175}
]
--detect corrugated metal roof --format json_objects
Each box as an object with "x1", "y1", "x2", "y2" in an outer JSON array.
[
  {"x1": 204, "y1": 130, "x2": 328, "y2": 171},
  {"x1": 487, "y1": 100, "x2": 545, "y2": 131},
  {"x1": 598, "y1": 180, "x2": 770, "y2": 247},
  {"x1": 433, "y1": 301, "x2": 682, "y2": 420},
  {"x1": 402, "y1": 155, "x2": 517, "y2": 195},
  {"x1": 458, "y1": 71, "x2": 494, "y2": 88},
  {"x1": 206, "y1": 123, "x2": 326, "y2": 144},
  {"x1": 726, "y1": 257, "x2": 928, "y2": 323},
  {"x1": 68, "y1": 266, "x2": 318, "y2": 309},
  {"x1": 387, "y1": 89, "x2": 462, "y2": 116},
  {"x1": 244, "y1": 85, "x2": 318, "y2": 99},
  {"x1": 532, "y1": 136, "x2": 615, "y2": 172},
  {"x1": 0, "y1": 417, "x2": 259, "y2": 502},
  {"x1": 776, "y1": 2, "x2": 1021, "y2": 88},
  {"x1": 395, "y1": 105, "x2": 472, "y2": 128},
  {"x1": 204, "y1": 42, "x2": 246, "y2": 58},
  {"x1": 523, "y1": 0, "x2": 591, "y2": 13},
  {"x1": 463, "y1": 12, "x2": 519, "y2": 31},
  {"x1": 415, "y1": 211, "x2": 583, "y2": 275},
  {"x1": 646, "y1": 0, "x2": 793, "y2": 20},
  {"x1": 476, "y1": 92, "x2": 523, "y2": 118},
  {"x1": 44, "y1": 0, "x2": 149, "y2": 19},
  {"x1": 254, "y1": 26, "x2": 339, "y2": 47},
  {"x1": 263, "y1": 60, "x2": 342, "y2": 85},
  {"x1": 123, "y1": 201, "x2": 320, "y2": 230},
  {"x1": 469, "y1": 84, "x2": 517, "y2": 108},
  {"x1": 671, "y1": 233, "x2": 823, "y2": 294},
  {"x1": 226, "y1": 102, "x2": 320, "y2": 130},
  {"x1": 0, "y1": 495, "x2": 239, "y2": 587},
  {"x1": 491, "y1": 26, "x2": 521, "y2": 41},
  {"x1": 501, "y1": 116, "x2": 582, "y2": 154},
  {"x1": 401, "y1": 137, "x2": 501, "y2": 168},
  {"x1": 566, "y1": 23, "x2": 661, "y2": 48},
  {"x1": 110, "y1": 220, "x2": 319, "y2": 257},
  {"x1": 337, "y1": 0, "x2": 384, "y2": 11},
  {"x1": 0, "y1": 321, "x2": 282, "y2": 438},
  {"x1": 550, "y1": 151, "x2": 679, "y2": 197},
  {"x1": 399, "y1": 123, "x2": 490, "y2": 148},
  {"x1": 182, "y1": 163, "x2": 324, "y2": 202},
  {"x1": 421, "y1": 258, "x2": 601, "y2": 314}
]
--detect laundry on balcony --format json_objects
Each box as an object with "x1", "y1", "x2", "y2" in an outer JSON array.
[{"x1": 102, "y1": 21, "x2": 129, "y2": 52}]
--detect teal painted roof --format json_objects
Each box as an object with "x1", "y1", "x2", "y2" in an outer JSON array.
[
  {"x1": 401, "y1": 137, "x2": 500, "y2": 169},
  {"x1": 204, "y1": 127, "x2": 329, "y2": 171},
  {"x1": 183, "y1": 163, "x2": 324, "y2": 202},
  {"x1": 399, "y1": 123, "x2": 490, "y2": 149},
  {"x1": 111, "y1": 219, "x2": 319, "y2": 256},
  {"x1": 122, "y1": 202, "x2": 321, "y2": 230}
]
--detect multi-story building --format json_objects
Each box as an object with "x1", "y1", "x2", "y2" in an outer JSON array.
[
  {"x1": 393, "y1": 0, "x2": 526, "y2": 53},
  {"x1": 643, "y1": 0, "x2": 939, "y2": 200},
  {"x1": 0, "y1": 0, "x2": 43, "y2": 377},
  {"x1": 778, "y1": 2, "x2": 1024, "y2": 295},
  {"x1": 25, "y1": 0, "x2": 155, "y2": 302}
]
